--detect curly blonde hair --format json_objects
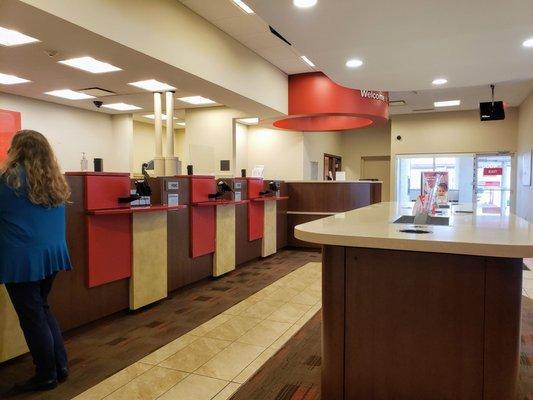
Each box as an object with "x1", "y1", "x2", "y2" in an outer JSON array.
[{"x1": 1, "y1": 130, "x2": 70, "y2": 206}]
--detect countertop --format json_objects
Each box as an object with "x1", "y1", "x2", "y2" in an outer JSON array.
[
  {"x1": 285, "y1": 180, "x2": 382, "y2": 184},
  {"x1": 294, "y1": 202, "x2": 533, "y2": 258}
]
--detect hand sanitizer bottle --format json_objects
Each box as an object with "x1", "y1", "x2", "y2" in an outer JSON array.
[{"x1": 80, "y1": 152, "x2": 88, "y2": 172}]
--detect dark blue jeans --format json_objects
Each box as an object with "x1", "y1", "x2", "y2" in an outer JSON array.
[{"x1": 6, "y1": 273, "x2": 67, "y2": 381}]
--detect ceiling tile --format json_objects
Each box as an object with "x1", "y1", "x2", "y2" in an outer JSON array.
[{"x1": 179, "y1": 0, "x2": 245, "y2": 21}]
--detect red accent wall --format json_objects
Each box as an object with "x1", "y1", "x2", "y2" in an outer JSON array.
[{"x1": 0, "y1": 109, "x2": 21, "y2": 163}]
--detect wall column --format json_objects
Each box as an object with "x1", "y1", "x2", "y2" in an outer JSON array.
[
  {"x1": 153, "y1": 92, "x2": 165, "y2": 176},
  {"x1": 165, "y1": 91, "x2": 179, "y2": 175}
]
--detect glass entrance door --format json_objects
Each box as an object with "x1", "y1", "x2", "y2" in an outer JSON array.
[{"x1": 474, "y1": 154, "x2": 512, "y2": 215}]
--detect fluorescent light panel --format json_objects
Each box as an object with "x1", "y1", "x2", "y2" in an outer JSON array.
[
  {"x1": 237, "y1": 117, "x2": 259, "y2": 125},
  {"x1": 176, "y1": 122, "x2": 186, "y2": 126},
  {"x1": 178, "y1": 96, "x2": 216, "y2": 105},
  {"x1": 59, "y1": 56, "x2": 121, "y2": 74},
  {"x1": 232, "y1": 0, "x2": 254, "y2": 14},
  {"x1": 434, "y1": 100, "x2": 461, "y2": 108},
  {"x1": 0, "y1": 26, "x2": 39, "y2": 46},
  {"x1": 45, "y1": 89, "x2": 95, "y2": 100},
  {"x1": 103, "y1": 103, "x2": 142, "y2": 111},
  {"x1": 129, "y1": 79, "x2": 176, "y2": 92},
  {"x1": 143, "y1": 114, "x2": 177, "y2": 121},
  {"x1": 0, "y1": 72, "x2": 30, "y2": 85},
  {"x1": 301, "y1": 56, "x2": 315, "y2": 67}
]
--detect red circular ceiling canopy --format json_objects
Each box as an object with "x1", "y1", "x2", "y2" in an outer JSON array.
[{"x1": 274, "y1": 72, "x2": 389, "y2": 132}]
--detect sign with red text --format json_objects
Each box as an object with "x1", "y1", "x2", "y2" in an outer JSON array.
[{"x1": 483, "y1": 167, "x2": 503, "y2": 176}]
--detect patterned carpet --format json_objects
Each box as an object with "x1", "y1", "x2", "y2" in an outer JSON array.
[{"x1": 232, "y1": 295, "x2": 533, "y2": 400}]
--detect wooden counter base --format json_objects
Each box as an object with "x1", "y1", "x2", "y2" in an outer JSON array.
[{"x1": 322, "y1": 245, "x2": 522, "y2": 400}]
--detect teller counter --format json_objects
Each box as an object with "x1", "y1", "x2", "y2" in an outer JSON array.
[{"x1": 286, "y1": 181, "x2": 382, "y2": 248}]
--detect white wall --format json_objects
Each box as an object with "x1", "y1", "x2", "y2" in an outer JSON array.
[
  {"x1": 132, "y1": 120, "x2": 185, "y2": 175},
  {"x1": 0, "y1": 92, "x2": 131, "y2": 173},
  {"x1": 517, "y1": 92, "x2": 533, "y2": 222},
  {"x1": 246, "y1": 126, "x2": 304, "y2": 180}
]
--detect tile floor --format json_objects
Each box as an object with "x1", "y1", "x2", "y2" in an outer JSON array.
[
  {"x1": 523, "y1": 269, "x2": 533, "y2": 299},
  {"x1": 73, "y1": 262, "x2": 322, "y2": 400}
]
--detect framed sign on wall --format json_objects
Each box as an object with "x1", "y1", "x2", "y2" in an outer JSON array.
[{"x1": 522, "y1": 150, "x2": 532, "y2": 187}]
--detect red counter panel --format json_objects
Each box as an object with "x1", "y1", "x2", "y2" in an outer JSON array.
[
  {"x1": 85, "y1": 174, "x2": 131, "y2": 210},
  {"x1": 87, "y1": 214, "x2": 132, "y2": 287},
  {"x1": 190, "y1": 206, "x2": 216, "y2": 258},
  {"x1": 248, "y1": 201, "x2": 264, "y2": 241}
]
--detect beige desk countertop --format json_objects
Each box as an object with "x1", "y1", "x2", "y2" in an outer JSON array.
[{"x1": 294, "y1": 202, "x2": 533, "y2": 258}]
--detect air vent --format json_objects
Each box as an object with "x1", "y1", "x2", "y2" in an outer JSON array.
[
  {"x1": 389, "y1": 100, "x2": 406, "y2": 106},
  {"x1": 412, "y1": 108, "x2": 435, "y2": 112},
  {"x1": 269, "y1": 26, "x2": 291, "y2": 46},
  {"x1": 78, "y1": 87, "x2": 116, "y2": 97}
]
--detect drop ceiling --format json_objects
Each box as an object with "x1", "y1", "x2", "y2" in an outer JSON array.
[{"x1": 0, "y1": 0, "x2": 281, "y2": 118}]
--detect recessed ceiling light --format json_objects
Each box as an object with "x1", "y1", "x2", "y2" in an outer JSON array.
[
  {"x1": 0, "y1": 26, "x2": 39, "y2": 46},
  {"x1": 432, "y1": 78, "x2": 448, "y2": 85},
  {"x1": 176, "y1": 122, "x2": 186, "y2": 127},
  {"x1": 232, "y1": 0, "x2": 254, "y2": 14},
  {"x1": 129, "y1": 79, "x2": 176, "y2": 92},
  {"x1": 59, "y1": 56, "x2": 121, "y2": 74},
  {"x1": 523, "y1": 38, "x2": 533, "y2": 48},
  {"x1": 0, "y1": 72, "x2": 30, "y2": 85},
  {"x1": 300, "y1": 56, "x2": 315, "y2": 67},
  {"x1": 237, "y1": 117, "x2": 259, "y2": 125},
  {"x1": 346, "y1": 59, "x2": 363, "y2": 68},
  {"x1": 102, "y1": 103, "x2": 142, "y2": 111},
  {"x1": 434, "y1": 100, "x2": 461, "y2": 108},
  {"x1": 45, "y1": 89, "x2": 95, "y2": 100},
  {"x1": 293, "y1": 0, "x2": 318, "y2": 8},
  {"x1": 143, "y1": 114, "x2": 177, "y2": 121},
  {"x1": 177, "y1": 96, "x2": 216, "y2": 105}
]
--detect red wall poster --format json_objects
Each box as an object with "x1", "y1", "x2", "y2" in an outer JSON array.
[{"x1": 0, "y1": 109, "x2": 21, "y2": 164}]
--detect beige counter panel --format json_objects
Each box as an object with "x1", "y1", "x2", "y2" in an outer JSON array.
[
  {"x1": 0, "y1": 285, "x2": 27, "y2": 362},
  {"x1": 130, "y1": 212, "x2": 168, "y2": 310},
  {"x1": 295, "y1": 202, "x2": 533, "y2": 258},
  {"x1": 262, "y1": 201, "x2": 277, "y2": 257},
  {"x1": 214, "y1": 204, "x2": 236, "y2": 277}
]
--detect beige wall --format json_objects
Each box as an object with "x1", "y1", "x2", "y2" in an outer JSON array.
[
  {"x1": 303, "y1": 132, "x2": 343, "y2": 180},
  {"x1": 0, "y1": 92, "x2": 131, "y2": 173},
  {"x1": 235, "y1": 123, "x2": 248, "y2": 176},
  {"x1": 246, "y1": 126, "x2": 304, "y2": 180},
  {"x1": 132, "y1": 121, "x2": 185, "y2": 175},
  {"x1": 517, "y1": 92, "x2": 533, "y2": 222},
  {"x1": 184, "y1": 107, "x2": 247, "y2": 176},
  {"x1": 340, "y1": 123, "x2": 392, "y2": 181},
  {"x1": 390, "y1": 109, "x2": 519, "y2": 200}
]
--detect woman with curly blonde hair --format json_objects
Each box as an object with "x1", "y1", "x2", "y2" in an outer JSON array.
[{"x1": 0, "y1": 130, "x2": 71, "y2": 392}]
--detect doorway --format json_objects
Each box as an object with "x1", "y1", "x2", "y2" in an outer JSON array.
[
  {"x1": 474, "y1": 154, "x2": 513, "y2": 215},
  {"x1": 323, "y1": 153, "x2": 342, "y2": 180},
  {"x1": 361, "y1": 156, "x2": 391, "y2": 201}
]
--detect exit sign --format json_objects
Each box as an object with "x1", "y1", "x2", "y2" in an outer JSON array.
[{"x1": 483, "y1": 167, "x2": 503, "y2": 176}]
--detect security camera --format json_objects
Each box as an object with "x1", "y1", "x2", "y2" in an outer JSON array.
[
  {"x1": 93, "y1": 101, "x2": 103, "y2": 108},
  {"x1": 396, "y1": 135, "x2": 402, "y2": 141}
]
